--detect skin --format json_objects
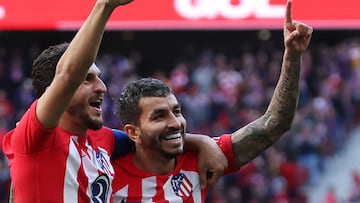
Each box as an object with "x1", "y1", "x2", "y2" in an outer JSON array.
[
  {"x1": 124, "y1": 0, "x2": 313, "y2": 176},
  {"x1": 8, "y1": 1, "x2": 227, "y2": 201},
  {"x1": 35, "y1": 1, "x2": 227, "y2": 183},
  {"x1": 36, "y1": 0, "x2": 134, "y2": 134},
  {"x1": 231, "y1": 0, "x2": 313, "y2": 167},
  {"x1": 126, "y1": 94, "x2": 186, "y2": 174},
  {"x1": 8, "y1": 1, "x2": 133, "y2": 202}
]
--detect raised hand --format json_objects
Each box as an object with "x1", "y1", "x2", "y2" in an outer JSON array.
[{"x1": 283, "y1": 0, "x2": 313, "y2": 55}]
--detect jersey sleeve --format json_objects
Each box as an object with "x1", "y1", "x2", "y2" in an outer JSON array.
[
  {"x1": 9, "y1": 100, "x2": 55, "y2": 155},
  {"x1": 111, "y1": 129, "x2": 133, "y2": 159},
  {"x1": 213, "y1": 134, "x2": 239, "y2": 174}
]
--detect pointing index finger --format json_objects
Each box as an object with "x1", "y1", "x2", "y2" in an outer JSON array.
[{"x1": 285, "y1": 0, "x2": 293, "y2": 25}]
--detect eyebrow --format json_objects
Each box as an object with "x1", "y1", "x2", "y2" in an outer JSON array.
[{"x1": 151, "y1": 103, "x2": 181, "y2": 115}]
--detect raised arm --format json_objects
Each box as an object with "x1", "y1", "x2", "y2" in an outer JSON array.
[
  {"x1": 231, "y1": 0, "x2": 313, "y2": 167},
  {"x1": 36, "y1": 0, "x2": 133, "y2": 129}
]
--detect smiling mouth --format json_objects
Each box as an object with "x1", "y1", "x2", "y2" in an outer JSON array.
[{"x1": 162, "y1": 133, "x2": 182, "y2": 141}]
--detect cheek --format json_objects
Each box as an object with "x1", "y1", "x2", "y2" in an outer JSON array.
[
  {"x1": 141, "y1": 122, "x2": 167, "y2": 138},
  {"x1": 144, "y1": 123, "x2": 164, "y2": 133},
  {"x1": 180, "y1": 116, "x2": 186, "y2": 127},
  {"x1": 71, "y1": 94, "x2": 86, "y2": 106}
]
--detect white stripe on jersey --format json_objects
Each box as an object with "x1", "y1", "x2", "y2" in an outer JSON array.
[
  {"x1": 83, "y1": 139, "x2": 114, "y2": 201},
  {"x1": 82, "y1": 139, "x2": 98, "y2": 199},
  {"x1": 64, "y1": 137, "x2": 81, "y2": 202},
  {"x1": 113, "y1": 185, "x2": 129, "y2": 203},
  {"x1": 181, "y1": 170, "x2": 202, "y2": 203},
  {"x1": 142, "y1": 176, "x2": 157, "y2": 202},
  {"x1": 113, "y1": 185, "x2": 128, "y2": 203},
  {"x1": 114, "y1": 170, "x2": 203, "y2": 202}
]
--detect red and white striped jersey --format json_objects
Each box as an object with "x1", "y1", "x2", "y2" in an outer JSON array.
[
  {"x1": 2, "y1": 101, "x2": 118, "y2": 203},
  {"x1": 112, "y1": 135, "x2": 238, "y2": 203}
]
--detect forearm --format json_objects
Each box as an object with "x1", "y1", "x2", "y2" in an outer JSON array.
[
  {"x1": 231, "y1": 49, "x2": 301, "y2": 167},
  {"x1": 57, "y1": 0, "x2": 115, "y2": 85},
  {"x1": 184, "y1": 133, "x2": 228, "y2": 187},
  {"x1": 183, "y1": 133, "x2": 209, "y2": 151},
  {"x1": 265, "y1": 49, "x2": 301, "y2": 134},
  {"x1": 37, "y1": 0, "x2": 118, "y2": 128}
]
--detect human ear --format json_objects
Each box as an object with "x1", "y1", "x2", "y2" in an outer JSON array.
[{"x1": 124, "y1": 124, "x2": 141, "y2": 144}]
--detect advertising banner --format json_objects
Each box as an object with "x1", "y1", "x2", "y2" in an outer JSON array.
[{"x1": 1, "y1": 0, "x2": 360, "y2": 30}]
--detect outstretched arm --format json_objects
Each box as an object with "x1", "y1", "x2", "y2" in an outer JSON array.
[
  {"x1": 231, "y1": 0, "x2": 313, "y2": 167},
  {"x1": 36, "y1": 0, "x2": 133, "y2": 129}
]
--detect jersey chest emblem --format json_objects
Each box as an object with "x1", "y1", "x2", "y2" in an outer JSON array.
[
  {"x1": 96, "y1": 151, "x2": 113, "y2": 176},
  {"x1": 171, "y1": 173, "x2": 193, "y2": 197}
]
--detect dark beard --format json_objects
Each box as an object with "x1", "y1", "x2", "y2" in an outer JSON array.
[
  {"x1": 84, "y1": 115, "x2": 103, "y2": 130},
  {"x1": 66, "y1": 103, "x2": 103, "y2": 130},
  {"x1": 163, "y1": 150, "x2": 183, "y2": 159}
]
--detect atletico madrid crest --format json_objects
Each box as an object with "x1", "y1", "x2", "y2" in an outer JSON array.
[{"x1": 171, "y1": 173, "x2": 193, "y2": 197}]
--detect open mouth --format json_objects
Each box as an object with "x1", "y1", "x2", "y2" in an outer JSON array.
[
  {"x1": 89, "y1": 101, "x2": 101, "y2": 109},
  {"x1": 89, "y1": 98, "x2": 103, "y2": 111}
]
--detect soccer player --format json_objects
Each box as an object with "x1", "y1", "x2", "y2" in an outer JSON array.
[
  {"x1": 111, "y1": 0, "x2": 313, "y2": 202},
  {"x1": 2, "y1": 0, "x2": 227, "y2": 202}
]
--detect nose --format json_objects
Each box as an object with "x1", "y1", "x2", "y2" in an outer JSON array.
[
  {"x1": 94, "y1": 77, "x2": 107, "y2": 93},
  {"x1": 167, "y1": 112, "x2": 183, "y2": 130}
]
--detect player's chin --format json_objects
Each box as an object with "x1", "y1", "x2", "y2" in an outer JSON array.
[
  {"x1": 164, "y1": 149, "x2": 183, "y2": 159},
  {"x1": 87, "y1": 117, "x2": 104, "y2": 130}
]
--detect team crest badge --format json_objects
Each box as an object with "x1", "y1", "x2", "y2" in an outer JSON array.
[
  {"x1": 171, "y1": 173, "x2": 193, "y2": 197},
  {"x1": 96, "y1": 151, "x2": 113, "y2": 176}
]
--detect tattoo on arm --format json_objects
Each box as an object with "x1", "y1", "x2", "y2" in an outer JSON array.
[{"x1": 232, "y1": 54, "x2": 301, "y2": 167}]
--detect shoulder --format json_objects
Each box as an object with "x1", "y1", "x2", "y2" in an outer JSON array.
[
  {"x1": 89, "y1": 127, "x2": 126, "y2": 137},
  {"x1": 88, "y1": 126, "x2": 116, "y2": 150}
]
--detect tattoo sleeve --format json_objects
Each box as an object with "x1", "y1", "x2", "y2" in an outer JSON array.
[{"x1": 231, "y1": 51, "x2": 301, "y2": 167}]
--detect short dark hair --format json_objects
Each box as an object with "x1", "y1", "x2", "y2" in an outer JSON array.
[
  {"x1": 117, "y1": 77, "x2": 173, "y2": 126},
  {"x1": 32, "y1": 42, "x2": 69, "y2": 98}
]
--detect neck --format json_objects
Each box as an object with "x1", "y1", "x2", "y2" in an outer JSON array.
[
  {"x1": 133, "y1": 147, "x2": 176, "y2": 175},
  {"x1": 59, "y1": 113, "x2": 87, "y2": 136}
]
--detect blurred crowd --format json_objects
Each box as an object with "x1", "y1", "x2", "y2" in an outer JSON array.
[{"x1": 1, "y1": 31, "x2": 360, "y2": 202}]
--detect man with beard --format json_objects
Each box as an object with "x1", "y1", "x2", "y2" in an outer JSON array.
[
  {"x1": 2, "y1": 0, "x2": 228, "y2": 202},
  {"x1": 111, "y1": 0, "x2": 313, "y2": 202}
]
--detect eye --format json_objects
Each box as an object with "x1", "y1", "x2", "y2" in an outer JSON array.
[
  {"x1": 151, "y1": 112, "x2": 165, "y2": 121},
  {"x1": 173, "y1": 107, "x2": 182, "y2": 115},
  {"x1": 84, "y1": 74, "x2": 92, "y2": 82},
  {"x1": 85, "y1": 72, "x2": 101, "y2": 82}
]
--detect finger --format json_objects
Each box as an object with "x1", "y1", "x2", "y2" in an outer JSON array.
[
  {"x1": 198, "y1": 168, "x2": 207, "y2": 189},
  {"x1": 285, "y1": 0, "x2": 293, "y2": 26},
  {"x1": 206, "y1": 170, "x2": 221, "y2": 186},
  {"x1": 294, "y1": 22, "x2": 313, "y2": 37},
  {"x1": 286, "y1": 30, "x2": 300, "y2": 43}
]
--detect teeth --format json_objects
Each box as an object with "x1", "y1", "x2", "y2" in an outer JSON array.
[
  {"x1": 89, "y1": 99, "x2": 102, "y2": 108},
  {"x1": 163, "y1": 133, "x2": 181, "y2": 140}
]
